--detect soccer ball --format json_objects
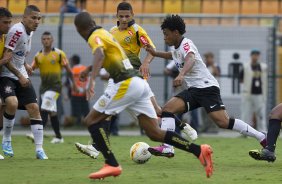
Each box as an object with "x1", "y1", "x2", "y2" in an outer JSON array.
[{"x1": 130, "y1": 142, "x2": 152, "y2": 164}]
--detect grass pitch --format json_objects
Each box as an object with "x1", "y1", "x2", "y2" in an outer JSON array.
[{"x1": 0, "y1": 135, "x2": 281, "y2": 184}]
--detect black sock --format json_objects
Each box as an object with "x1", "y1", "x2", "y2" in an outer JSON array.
[
  {"x1": 41, "y1": 110, "x2": 49, "y2": 127},
  {"x1": 227, "y1": 118, "x2": 235, "y2": 129},
  {"x1": 88, "y1": 122, "x2": 119, "y2": 166},
  {"x1": 0, "y1": 127, "x2": 2, "y2": 131},
  {"x1": 174, "y1": 114, "x2": 186, "y2": 130},
  {"x1": 164, "y1": 131, "x2": 201, "y2": 157},
  {"x1": 266, "y1": 119, "x2": 281, "y2": 152},
  {"x1": 4, "y1": 112, "x2": 15, "y2": 120},
  {"x1": 102, "y1": 119, "x2": 111, "y2": 137},
  {"x1": 50, "y1": 115, "x2": 62, "y2": 139}
]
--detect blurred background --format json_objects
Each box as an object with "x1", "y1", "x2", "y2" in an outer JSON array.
[{"x1": 2, "y1": 0, "x2": 282, "y2": 134}]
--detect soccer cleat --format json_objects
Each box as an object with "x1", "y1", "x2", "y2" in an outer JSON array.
[
  {"x1": 198, "y1": 144, "x2": 213, "y2": 178},
  {"x1": 89, "y1": 164, "x2": 122, "y2": 180},
  {"x1": 0, "y1": 154, "x2": 4, "y2": 159},
  {"x1": 50, "y1": 137, "x2": 64, "y2": 144},
  {"x1": 147, "y1": 144, "x2": 174, "y2": 158},
  {"x1": 75, "y1": 142, "x2": 100, "y2": 159},
  {"x1": 26, "y1": 133, "x2": 35, "y2": 143},
  {"x1": 2, "y1": 141, "x2": 14, "y2": 157},
  {"x1": 249, "y1": 148, "x2": 276, "y2": 162},
  {"x1": 182, "y1": 123, "x2": 198, "y2": 141},
  {"x1": 36, "y1": 150, "x2": 48, "y2": 160}
]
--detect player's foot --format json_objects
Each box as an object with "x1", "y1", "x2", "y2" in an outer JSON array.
[
  {"x1": 50, "y1": 137, "x2": 64, "y2": 144},
  {"x1": 75, "y1": 142, "x2": 100, "y2": 159},
  {"x1": 26, "y1": 133, "x2": 35, "y2": 143},
  {"x1": 36, "y1": 149, "x2": 48, "y2": 160},
  {"x1": 2, "y1": 141, "x2": 14, "y2": 157},
  {"x1": 148, "y1": 144, "x2": 174, "y2": 158},
  {"x1": 249, "y1": 148, "x2": 276, "y2": 162},
  {"x1": 89, "y1": 164, "x2": 122, "y2": 180},
  {"x1": 0, "y1": 154, "x2": 4, "y2": 159},
  {"x1": 198, "y1": 144, "x2": 213, "y2": 178},
  {"x1": 182, "y1": 123, "x2": 198, "y2": 141}
]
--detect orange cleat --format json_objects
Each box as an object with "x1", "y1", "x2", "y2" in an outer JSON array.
[
  {"x1": 198, "y1": 144, "x2": 214, "y2": 178},
  {"x1": 89, "y1": 164, "x2": 122, "y2": 180}
]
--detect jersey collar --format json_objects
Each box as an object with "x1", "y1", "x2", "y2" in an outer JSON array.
[
  {"x1": 116, "y1": 19, "x2": 135, "y2": 27},
  {"x1": 86, "y1": 26, "x2": 102, "y2": 41}
]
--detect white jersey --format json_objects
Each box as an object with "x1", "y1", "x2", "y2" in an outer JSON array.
[
  {"x1": 1, "y1": 22, "x2": 33, "y2": 80},
  {"x1": 171, "y1": 38, "x2": 219, "y2": 89}
]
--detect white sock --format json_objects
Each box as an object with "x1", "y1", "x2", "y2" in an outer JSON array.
[
  {"x1": 233, "y1": 119, "x2": 265, "y2": 141},
  {"x1": 2, "y1": 116, "x2": 15, "y2": 143},
  {"x1": 161, "y1": 117, "x2": 175, "y2": 148},
  {"x1": 31, "y1": 124, "x2": 43, "y2": 151}
]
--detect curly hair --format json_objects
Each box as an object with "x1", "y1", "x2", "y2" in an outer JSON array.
[{"x1": 161, "y1": 15, "x2": 186, "y2": 35}]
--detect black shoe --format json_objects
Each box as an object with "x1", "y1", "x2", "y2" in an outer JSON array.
[{"x1": 249, "y1": 148, "x2": 276, "y2": 162}]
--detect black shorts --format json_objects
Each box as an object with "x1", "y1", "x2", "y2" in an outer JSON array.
[
  {"x1": 0, "y1": 77, "x2": 37, "y2": 109},
  {"x1": 175, "y1": 86, "x2": 225, "y2": 113}
]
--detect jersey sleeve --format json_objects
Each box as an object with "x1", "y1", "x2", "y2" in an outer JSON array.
[
  {"x1": 60, "y1": 50, "x2": 69, "y2": 66},
  {"x1": 88, "y1": 34, "x2": 105, "y2": 54},
  {"x1": 180, "y1": 39, "x2": 197, "y2": 59},
  {"x1": 5, "y1": 26, "x2": 23, "y2": 51},
  {"x1": 138, "y1": 26, "x2": 156, "y2": 48}
]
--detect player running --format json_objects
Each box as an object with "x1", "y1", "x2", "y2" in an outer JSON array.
[
  {"x1": 74, "y1": 11, "x2": 213, "y2": 179},
  {"x1": 145, "y1": 14, "x2": 267, "y2": 157}
]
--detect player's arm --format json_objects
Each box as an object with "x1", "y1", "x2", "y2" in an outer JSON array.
[
  {"x1": 145, "y1": 44, "x2": 172, "y2": 60},
  {"x1": 0, "y1": 48, "x2": 12, "y2": 66},
  {"x1": 173, "y1": 52, "x2": 195, "y2": 87},
  {"x1": 24, "y1": 61, "x2": 33, "y2": 76},
  {"x1": 86, "y1": 47, "x2": 105, "y2": 100},
  {"x1": 63, "y1": 62, "x2": 79, "y2": 92}
]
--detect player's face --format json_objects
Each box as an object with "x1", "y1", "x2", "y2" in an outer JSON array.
[
  {"x1": 0, "y1": 16, "x2": 12, "y2": 34},
  {"x1": 41, "y1": 35, "x2": 53, "y2": 48},
  {"x1": 117, "y1": 10, "x2": 133, "y2": 30},
  {"x1": 162, "y1": 28, "x2": 176, "y2": 46},
  {"x1": 23, "y1": 11, "x2": 41, "y2": 32}
]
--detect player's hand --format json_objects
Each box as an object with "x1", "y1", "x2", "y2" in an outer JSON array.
[
  {"x1": 173, "y1": 74, "x2": 184, "y2": 87},
  {"x1": 144, "y1": 45, "x2": 156, "y2": 56},
  {"x1": 80, "y1": 68, "x2": 89, "y2": 82},
  {"x1": 25, "y1": 63, "x2": 33, "y2": 76},
  {"x1": 139, "y1": 63, "x2": 150, "y2": 79},
  {"x1": 86, "y1": 80, "x2": 95, "y2": 101},
  {"x1": 19, "y1": 76, "x2": 30, "y2": 87}
]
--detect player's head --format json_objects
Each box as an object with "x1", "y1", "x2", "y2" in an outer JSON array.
[
  {"x1": 41, "y1": 31, "x2": 53, "y2": 48},
  {"x1": 116, "y1": 2, "x2": 133, "y2": 30},
  {"x1": 161, "y1": 15, "x2": 186, "y2": 46},
  {"x1": 22, "y1": 5, "x2": 41, "y2": 33},
  {"x1": 250, "y1": 49, "x2": 260, "y2": 62},
  {"x1": 0, "y1": 7, "x2": 12, "y2": 35},
  {"x1": 71, "y1": 54, "x2": 80, "y2": 66},
  {"x1": 74, "y1": 11, "x2": 96, "y2": 40}
]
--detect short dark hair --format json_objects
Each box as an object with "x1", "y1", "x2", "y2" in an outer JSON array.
[
  {"x1": 71, "y1": 54, "x2": 80, "y2": 65},
  {"x1": 117, "y1": 2, "x2": 133, "y2": 12},
  {"x1": 24, "y1": 5, "x2": 40, "y2": 15},
  {"x1": 42, "y1": 31, "x2": 52, "y2": 37},
  {"x1": 250, "y1": 49, "x2": 260, "y2": 55},
  {"x1": 74, "y1": 12, "x2": 96, "y2": 30},
  {"x1": 161, "y1": 15, "x2": 186, "y2": 35},
  {"x1": 0, "y1": 7, "x2": 12, "y2": 18}
]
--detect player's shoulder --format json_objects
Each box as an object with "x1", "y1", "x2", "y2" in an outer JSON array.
[
  {"x1": 109, "y1": 26, "x2": 118, "y2": 33},
  {"x1": 9, "y1": 22, "x2": 24, "y2": 33},
  {"x1": 53, "y1": 47, "x2": 65, "y2": 55}
]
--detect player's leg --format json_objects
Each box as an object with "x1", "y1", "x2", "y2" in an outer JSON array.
[
  {"x1": 249, "y1": 103, "x2": 282, "y2": 162},
  {"x1": 253, "y1": 95, "x2": 267, "y2": 132},
  {"x1": 0, "y1": 78, "x2": 18, "y2": 157},
  {"x1": 138, "y1": 114, "x2": 213, "y2": 178},
  {"x1": 0, "y1": 100, "x2": 4, "y2": 159}
]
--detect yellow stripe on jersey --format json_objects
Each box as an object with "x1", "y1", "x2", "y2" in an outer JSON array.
[
  {"x1": 113, "y1": 78, "x2": 132, "y2": 100},
  {"x1": 0, "y1": 34, "x2": 5, "y2": 59}
]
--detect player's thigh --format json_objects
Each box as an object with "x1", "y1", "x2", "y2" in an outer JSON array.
[
  {"x1": 162, "y1": 96, "x2": 186, "y2": 114},
  {"x1": 269, "y1": 103, "x2": 282, "y2": 120}
]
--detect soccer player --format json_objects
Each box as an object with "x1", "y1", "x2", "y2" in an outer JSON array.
[
  {"x1": 249, "y1": 103, "x2": 282, "y2": 162},
  {"x1": 0, "y1": 7, "x2": 12, "y2": 160},
  {"x1": 0, "y1": 5, "x2": 48, "y2": 159},
  {"x1": 74, "y1": 2, "x2": 197, "y2": 159},
  {"x1": 144, "y1": 15, "x2": 267, "y2": 157},
  {"x1": 26, "y1": 31, "x2": 76, "y2": 144},
  {"x1": 74, "y1": 11, "x2": 213, "y2": 179}
]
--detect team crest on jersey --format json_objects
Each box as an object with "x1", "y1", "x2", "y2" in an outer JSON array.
[
  {"x1": 128, "y1": 30, "x2": 133, "y2": 36},
  {"x1": 124, "y1": 36, "x2": 131, "y2": 43},
  {"x1": 98, "y1": 99, "x2": 106, "y2": 107},
  {"x1": 4, "y1": 86, "x2": 12, "y2": 94}
]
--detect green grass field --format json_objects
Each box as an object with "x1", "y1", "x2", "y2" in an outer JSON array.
[{"x1": 0, "y1": 135, "x2": 281, "y2": 184}]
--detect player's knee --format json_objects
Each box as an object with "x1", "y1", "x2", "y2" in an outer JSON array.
[{"x1": 5, "y1": 96, "x2": 18, "y2": 110}]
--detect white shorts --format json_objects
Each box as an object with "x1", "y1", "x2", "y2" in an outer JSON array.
[
  {"x1": 94, "y1": 77, "x2": 157, "y2": 119},
  {"x1": 41, "y1": 90, "x2": 60, "y2": 112}
]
